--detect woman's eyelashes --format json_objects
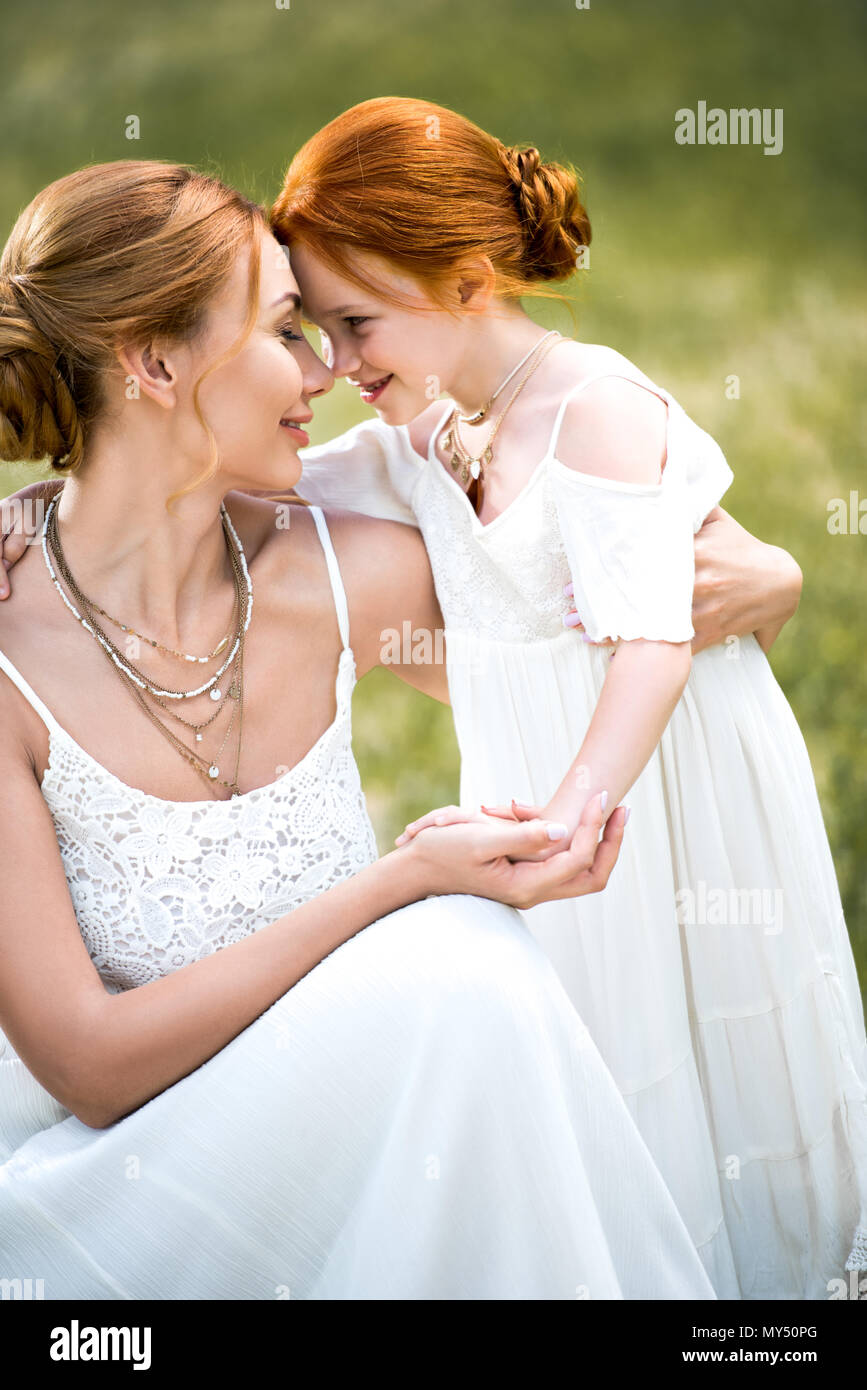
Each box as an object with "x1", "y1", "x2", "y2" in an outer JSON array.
[
  {"x1": 344, "y1": 316, "x2": 369, "y2": 329},
  {"x1": 277, "y1": 323, "x2": 305, "y2": 345}
]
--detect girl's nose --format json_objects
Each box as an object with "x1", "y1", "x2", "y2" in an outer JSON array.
[{"x1": 326, "y1": 339, "x2": 363, "y2": 379}]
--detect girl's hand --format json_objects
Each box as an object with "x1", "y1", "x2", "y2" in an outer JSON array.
[
  {"x1": 561, "y1": 582, "x2": 617, "y2": 654},
  {"x1": 0, "y1": 480, "x2": 62, "y2": 598},
  {"x1": 403, "y1": 792, "x2": 626, "y2": 909},
  {"x1": 395, "y1": 804, "x2": 487, "y2": 846},
  {"x1": 397, "y1": 796, "x2": 585, "y2": 863}
]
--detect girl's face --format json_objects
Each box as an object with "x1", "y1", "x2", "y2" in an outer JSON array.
[
  {"x1": 289, "y1": 242, "x2": 467, "y2": 426},
  {"x1": 188, "y1": 226, "x2": 334, "y2": 492}
]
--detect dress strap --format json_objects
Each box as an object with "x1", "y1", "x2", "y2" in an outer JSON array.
[
  {"x1": 546, "y1": 371, "x2": 669, "y2": 460},
  {"x1": 0, "y1": 648, "x2": 63, "y2": 737},
  {"x1": 309, "y1": 506, "x2": 350, "y2": 651}
]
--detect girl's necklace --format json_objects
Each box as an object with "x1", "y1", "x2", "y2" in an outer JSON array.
[
  {"x1": 442, "y1": 332, "x2": 563, "y2": 488},
  {"x1": 456, "y1": 329, "x2": 560, "y2": 424}
]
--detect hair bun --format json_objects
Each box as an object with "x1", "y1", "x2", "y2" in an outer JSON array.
[
  {"x1": 499, "y1": 142, "x2": 592, "y2": 283},
  {"x1": 0, "y1": 276, "x2": 84, "y2": 471}
]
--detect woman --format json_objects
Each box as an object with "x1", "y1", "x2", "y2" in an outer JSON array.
[
  {"x1": 0, "y1": 158, "x2": 722, "y2": 1300},
  {"x1": 260, "y1": 96, "x2": 867, "y2": 1298}
]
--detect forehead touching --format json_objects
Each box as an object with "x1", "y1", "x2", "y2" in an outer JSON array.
[
  {"x1": 206, "y1": 228, "x2": 301, "y2": 335},
  {"x1": 258, "y1": 230, "x2": 302, "y2": 317},
  {"x1": 288, "y1": 242, "x2": 430, "y2": 324}
]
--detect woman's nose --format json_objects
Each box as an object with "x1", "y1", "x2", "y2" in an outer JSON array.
[{"x1": 305, "y1": 352, "x2": 335, "y2": 399}]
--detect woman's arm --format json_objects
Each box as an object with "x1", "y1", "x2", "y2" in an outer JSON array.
[
  {"x1": 691, "y1": 506, "x2": 802, "y2": 654},
  {"x1": 325, "y1": 507, "x2": 449, "y2": 702},
  {"x1": 0, "y1": 715, "x2": 623, "y2": 1131}
]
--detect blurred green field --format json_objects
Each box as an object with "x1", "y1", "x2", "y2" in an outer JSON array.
[{"x1": 0, "y1": 0, "x2": 864, "y2": 995}]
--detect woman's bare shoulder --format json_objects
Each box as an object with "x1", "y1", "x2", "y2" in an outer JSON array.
[{"x1": 238, "y1": 496, "x2": 430, "y2": 618}]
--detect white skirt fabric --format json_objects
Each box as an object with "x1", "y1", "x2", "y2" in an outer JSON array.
[
  {"x1": 0, "y1": 894, "x2": 714, "y2": 1301},
  {"x1": 446, "y1": 627, "x2": 867, "y2": 1299}
]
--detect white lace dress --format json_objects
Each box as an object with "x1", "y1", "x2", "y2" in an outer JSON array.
[
  {"x1": 0, "y1": 505, "x2": 715, "y2": 1301},
  {"x1": 297, "y1": 348, "x2": 867, "y2": 1299}
]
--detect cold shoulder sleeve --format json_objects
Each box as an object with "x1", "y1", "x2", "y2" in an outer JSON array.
[
  {"x1": 295, "y1": 417, "x2": 423, "y2": 526},
  {"x1": 548, "y1": 389, "x2": 734, "y2": 644}
]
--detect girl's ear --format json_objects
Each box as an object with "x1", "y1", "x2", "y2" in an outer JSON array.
[{"x1": 456, "y1": 255, "x2": 497, "y2": 311}]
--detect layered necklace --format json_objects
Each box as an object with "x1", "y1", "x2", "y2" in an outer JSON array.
[
  {"x1": 441, "y1": 330, "x2": 563, "y2": 503},
  {"x1": 41, "y1": 498, "x2": 253, "y2": 798}
]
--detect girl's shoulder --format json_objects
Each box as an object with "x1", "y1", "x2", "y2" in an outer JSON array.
[
  {"x1": 550, "y1": 340, "x2": 669, "y2": 402},
  {"x1": 548, "y1": 343, "x2": 670, "y2": 487}
]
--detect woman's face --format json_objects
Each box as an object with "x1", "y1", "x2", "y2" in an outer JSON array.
[
  {"x1": 289, "y1": 242, "x2": 467, "y2": 426},
  {"x1": 188, "y1": 225, "x2": 334, "y2": 492}
]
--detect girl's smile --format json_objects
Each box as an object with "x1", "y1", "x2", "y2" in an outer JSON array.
[{"x1": 351, "y1": 373, "x2": 394, "y2": 404}]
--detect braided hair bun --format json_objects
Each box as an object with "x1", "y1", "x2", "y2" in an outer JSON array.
[
  {"x1": 498, "y1": 144, "x2": 591, "y2": 282},
  {"x1": 0, "y1": 275, "x2": 84, "y2": 471}
]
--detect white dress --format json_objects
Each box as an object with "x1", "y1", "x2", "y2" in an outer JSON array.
[
  {"x1": 0, "y1": 504, "x2": 715, "y2": 1301},
  {"x1": 297, "y1": 347, "x2": 867, "y2": 1299}
]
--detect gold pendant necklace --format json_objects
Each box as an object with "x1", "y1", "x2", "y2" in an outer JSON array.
[
  {"x1": 456, "y1": 329, "x2": 560, "y2": 424},
  {"x1": 444, "y1": 332, "x2": 563, "y2": 487}
]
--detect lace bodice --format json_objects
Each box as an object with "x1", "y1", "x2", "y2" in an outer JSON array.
[
  {"x1": 412, "y1": 446, "x2": 574, "y2": 644},
  {"x1": 0, "y1": 507, "x2": 378, "y2": 994}
]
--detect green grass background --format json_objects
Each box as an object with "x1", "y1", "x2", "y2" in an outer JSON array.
[{"x1": 0, "y1": 0, "x2": 864, "y2": 994}]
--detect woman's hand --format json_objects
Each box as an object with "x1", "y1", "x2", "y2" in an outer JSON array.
[
  {"x1": 400, "y1": 791, "x2": 626, "y2": 909},
  {"x1": 0, "y1": 479, "x2": 62, "y2": 598},
  {"x1": 402, "y1": 795, "x2": 625, "y2": 911},
  {"x1": 690, "y1": 507, "x2": 802, "y2": 654}
]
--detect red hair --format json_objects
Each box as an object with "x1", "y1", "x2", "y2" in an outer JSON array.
[{"x1": 270, "y1": 97, "x2": 591, "y2": 310}]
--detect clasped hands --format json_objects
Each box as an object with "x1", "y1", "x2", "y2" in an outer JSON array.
[{"x1": 391, "y1": 789, "x2": 631, "y2": 914}]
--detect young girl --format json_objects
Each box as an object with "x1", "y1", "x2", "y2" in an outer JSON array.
[{"x1": 267, "y1": 96, "x2": 867, "y2": 1298}]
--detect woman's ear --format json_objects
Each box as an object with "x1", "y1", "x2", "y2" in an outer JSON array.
[
  {"x1": 115, "y1": 339, "x2": 180, "y2": 410},
  {"x1": 456, "y1": 255, "x2": 497, "y2": 311}
]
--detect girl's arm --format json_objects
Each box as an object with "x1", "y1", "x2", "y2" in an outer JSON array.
[
  {"x1": 0, "y1": 705, "x2": 624, "y2": 1131},
  {"x1": 542, "y1": 638, "x2": 691, "y2": 835},
  {"x1": 399, "y1": 379, "x2": 696, "y2": 850}
]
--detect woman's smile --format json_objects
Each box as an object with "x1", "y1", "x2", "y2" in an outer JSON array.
[{"x1": 279, "y1": 411, "x2": 312, "y2": 445}]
